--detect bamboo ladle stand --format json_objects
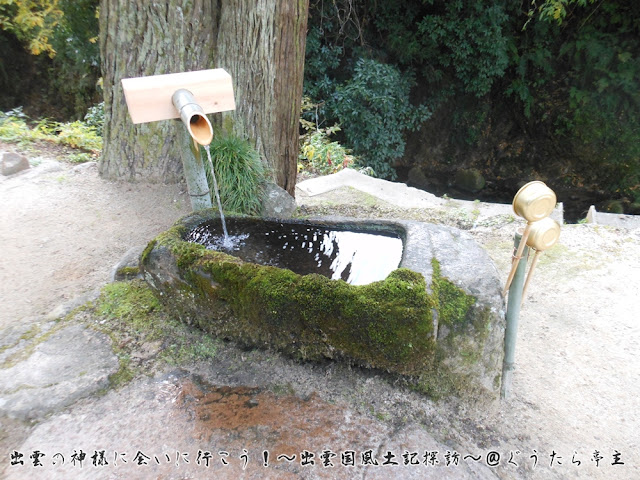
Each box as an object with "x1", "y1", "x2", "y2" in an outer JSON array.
[{"x1": 501, "y1": 181, "x2": 560, "y2": 399}]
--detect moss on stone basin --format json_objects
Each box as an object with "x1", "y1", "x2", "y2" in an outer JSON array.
[{"x1": 141, "y1": 211, "x2": 505, "y2": 400}]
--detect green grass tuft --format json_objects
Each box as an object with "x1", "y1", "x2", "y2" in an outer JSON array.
[
  {"x1": 200, "y1": 133, "x2": 267, "y2": 215},
  {"x1": 92, "y1": 280, "x2": 220, "y2": 389}
]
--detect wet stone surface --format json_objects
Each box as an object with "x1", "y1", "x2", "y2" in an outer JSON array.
[
  {"x1": 0, "y1": 323, "x2": 119, "y2": 421},
  {"x1": 4, "y1": 371, "x2": 496, "y2": 479}
]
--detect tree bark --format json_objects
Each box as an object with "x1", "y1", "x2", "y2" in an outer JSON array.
[
  {"x1": 99, "y1": 0, "x2": 218, "y2": 182},
  {"x1": 217, "y1": 0, "x2": 309, "y2": 195},
  {"x1": 99, "y1": 0, "x2": 308, "y2": 195}
]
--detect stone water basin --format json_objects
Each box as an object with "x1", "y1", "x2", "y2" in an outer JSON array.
[{"x1": 141, "y1": 211, "x2": 505, "y2": 400}]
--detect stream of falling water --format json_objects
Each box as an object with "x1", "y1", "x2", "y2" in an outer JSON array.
[{"x1": 204, "y1": 145, "x2": 231, "y2": 247}]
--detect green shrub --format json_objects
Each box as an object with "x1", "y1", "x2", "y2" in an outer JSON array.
[
  {"x1": 0, "y1": 106, "x2": 27, "y2": 121},
  {"x1": 56, "y1": 120, "x2": 102, "y2": 151},
  {"x1": 303, "y1": 1, "x2": 506, "y2": 179},
  {"x1": 299, "y1": 99, "x2": 355, "y2": 175},
  {"x1": 299, "y1": 128, "x2": 355, "y2": 175},
  {"x1": 84, "y1": 102, "x2": 104, "y2": 136},
  {"x1": 303, "y1": 22, "x2": 343, "y2": 102},
  {"x1": 0, "y1": 107, "x2": 101, "y2": 152},
  {"x1": 48, "y1": 0, "x2": 102, "y2": 119},
  {"x1": 67, "y1": 152, "x2": 94, "y2": 164},
  {"x1": 0, "y1": 117, "x2": 37, "y2": 144},
  {"x1": 330, "y1": 58, "x2": 430, "y2": 179},
  {"x1": 0, "y1": 0, "x2": 101, "y2": 119},
  {"x1": 200, "y1": 134, "x2": 267, "y2": 215},
  {"x1": 509, "y1": 0, "x2": 640, "y2": 199}
]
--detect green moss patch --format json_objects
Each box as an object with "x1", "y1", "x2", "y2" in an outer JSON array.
[
  {"x1": 431, "y1": 258, "x2": 476, "y2": 327},
  {"x1": 97, "y1": 281, "x2": 163, "y2": 335},
  {"x1": 91, "y1": 280, "x2": 220, "y2": 389}
]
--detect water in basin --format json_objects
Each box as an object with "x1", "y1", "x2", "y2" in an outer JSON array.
[{"x1": 186, "y1": 218, "x2": 403, "y2": 285}]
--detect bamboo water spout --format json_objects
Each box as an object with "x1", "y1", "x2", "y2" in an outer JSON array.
[
  {"x1": 121, "y1": 69, "x2": 235, "y2": 124},
  {"x1": 121, "y1": 69, "x2": 236, "y2": 211},
  {"x1": 171, "y1": 89, "x2": 213, "y2": 146}
]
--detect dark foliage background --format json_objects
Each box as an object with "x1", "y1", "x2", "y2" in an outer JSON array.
[
  {"x1": 303, "y1": 0, "x2": 640, "y2": 214},
  {"x1": 0, "y1": 0, "x2": 100, "y2": 120},
  {"x1": 1, "y1": 0, "x2": 638, "y2": 215}
]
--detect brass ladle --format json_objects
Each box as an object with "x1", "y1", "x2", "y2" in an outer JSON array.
[
  {"x1": 521, "y1": 217, "x2": 561, "y2": 298},
  {"x1": 503, "y1": 181, "x2": 557, "y2": 296}
]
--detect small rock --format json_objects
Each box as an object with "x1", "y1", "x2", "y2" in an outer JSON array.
[
  {"x1": 33, "y1": 159, "x2": 64, "y2": 175},
  {"x1": 72, "y1": 161, "x2": 98, "y2": 173},
  {"x1": 1, "y1": 152, "x2": 30, "y2": 176},
  {"x1": 260, "y1": 182, "x2": 297, "y2": 218},
  {"x1": 110, "y1": 245, "x2": 146, "y2": 282},
  {"x1": 454, "y1": 168, "x2": 486, "y2": 193}
]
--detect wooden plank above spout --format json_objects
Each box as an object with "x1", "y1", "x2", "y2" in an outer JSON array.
[{"x1": 121, "y1": 69, "x2": 236, "y2": 124}]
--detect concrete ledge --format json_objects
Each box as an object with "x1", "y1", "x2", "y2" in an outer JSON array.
[
  {"x1": 586, "y1": 205, "x2": 640, "y2": 229},
  {"x1": 297, "y1": 169, "x2": 564, "y2": 225},
  {"x1": 297, "y1": 168, "x2": 443, "y2": 208}
]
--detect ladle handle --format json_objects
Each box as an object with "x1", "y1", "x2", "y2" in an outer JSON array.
[
  {"x1": 521, "y1": 250, "x2": 542, "y2": 300},
  {"x1": 502, "y1": 223, "x2": 531, "y2": 296}
]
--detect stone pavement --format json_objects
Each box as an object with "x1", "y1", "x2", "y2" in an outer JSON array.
[
  {"x1": 3, "y1": 369, "x2": 498, "y2": 479},
  {"x1": 0, "y1": 323, "x2": 118, "y2": 421},
  {"x1": 1, "y1": 306, "x2": 499, "y2": 479}
]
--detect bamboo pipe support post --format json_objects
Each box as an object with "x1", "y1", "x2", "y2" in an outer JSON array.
[{"x1": 121, "y1": 69, "x2": 236, "y2": 124}]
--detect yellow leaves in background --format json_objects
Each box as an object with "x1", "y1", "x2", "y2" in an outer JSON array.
[{"x1": 0, "y1": 0, "x2": 63, "y2": 57}]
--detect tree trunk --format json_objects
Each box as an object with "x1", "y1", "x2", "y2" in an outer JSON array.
[
  {"x1": 99, "y1": 0, "x2": 218, "y2": 182},
  {"x1": 99, "y1": 0, "x2": 309, "y2": 195},
  {"x1": 217, "y1": 0, "x2": 309, "y2": 195}
]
